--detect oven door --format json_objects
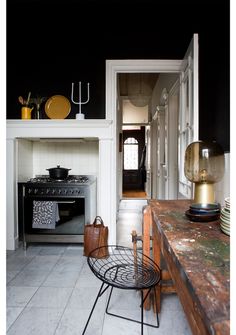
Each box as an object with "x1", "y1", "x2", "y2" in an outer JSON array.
[{"x1": 20, "y1": 194, "x2": 85, "y2": 247}]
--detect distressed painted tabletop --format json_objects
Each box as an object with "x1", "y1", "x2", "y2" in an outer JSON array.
[{"x1": 148, "y1": 199, "x2": 230, "y2": 335}]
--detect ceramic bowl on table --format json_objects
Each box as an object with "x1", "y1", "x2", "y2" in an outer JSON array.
[{"x1": 185, "y1": 203, "x2": 221, "y2": 222}]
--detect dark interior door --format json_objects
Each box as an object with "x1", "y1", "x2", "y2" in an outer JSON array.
[{"x1": 122, "y1": 127, "x2": 146, "y2": 191}]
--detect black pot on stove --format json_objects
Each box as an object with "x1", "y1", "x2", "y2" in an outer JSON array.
[{"x1": 46, "y1": 165, "x2": 71, "y2": 180}]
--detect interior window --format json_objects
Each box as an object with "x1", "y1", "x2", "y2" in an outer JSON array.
[{"x1": 124, "y1": 137, "x2": 138, "y2": 170}]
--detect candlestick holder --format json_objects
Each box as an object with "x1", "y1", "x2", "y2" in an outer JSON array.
[{"x1": 71, "y1": 82, "x2": 90, "y2": 119}]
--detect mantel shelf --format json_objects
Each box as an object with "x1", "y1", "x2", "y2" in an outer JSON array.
[
  {"x1": 6, "y1": 119, "x2": 113, "y2": 140},
  {"x1": 7, "y1": 119, "x2": 113, "y2": 128}
]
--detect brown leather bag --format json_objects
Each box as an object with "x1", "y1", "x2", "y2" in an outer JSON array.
[{"x1": 83, "y1": 216, "x2": 109, "y2": 258}]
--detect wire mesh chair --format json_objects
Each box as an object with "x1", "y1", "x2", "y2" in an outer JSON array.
[{"x1": 82, "y1": 245, "x2": 161, "y2": 335}]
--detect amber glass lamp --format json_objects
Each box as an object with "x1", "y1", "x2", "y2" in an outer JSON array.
[{"x1": 184, "y1": 141, "x2": 225, "y2": 204}]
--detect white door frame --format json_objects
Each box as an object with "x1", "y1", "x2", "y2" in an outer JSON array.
[
  {"x1": 166, "y1": 79, "x2": 180, "y2": 198},
  {"x1": 106, "y1": 59, "x2": 182, "y2": 242}
]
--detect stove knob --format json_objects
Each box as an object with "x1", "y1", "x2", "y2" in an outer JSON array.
[
  {"x1": 64, "y1": 189, "x2": 67, "y2": 195},
  {"x1": 52, "y1": 189, "x2": 56, "y2": 194},
  {"x1": 58, "y1": 189, "x2": 62, "y2": 194},
  {"x1": 28, "y1": 188, "x2": 32, "y2": 194},
  {"x1": 46, "y1": 189, "x2": 50, "y2": 194},
  {"x1": 34, "y1": 189, "x2": 38, "y2": 194}
]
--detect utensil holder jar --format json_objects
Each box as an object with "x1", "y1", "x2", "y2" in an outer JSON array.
[{"x1": 21, "y1": 106, "x2": 33, "y2": 119}]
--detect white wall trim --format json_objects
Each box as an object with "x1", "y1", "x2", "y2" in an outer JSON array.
[{"x1": 106, "y1": 59, "x2": 182, "y2": 120}]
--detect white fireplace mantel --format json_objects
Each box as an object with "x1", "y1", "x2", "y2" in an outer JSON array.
[
  {"x1": 6, "y1": 119, "x2": 113, "y2": 138},
  {"x1": 6, "y1": 119, "x2": 117, "y2": 250}
]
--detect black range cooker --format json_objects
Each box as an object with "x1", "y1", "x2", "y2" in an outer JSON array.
[{"x1": 18, "y1": 175, "x2": 97, "y2": 249}]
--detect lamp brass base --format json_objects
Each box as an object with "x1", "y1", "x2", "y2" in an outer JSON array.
[{"x1": 194, "y1": 183, "x2": 215, "y2": 204}]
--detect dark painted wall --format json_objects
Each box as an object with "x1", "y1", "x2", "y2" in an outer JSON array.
[{"x1": 7, "y1": 0, "x2": 230, "y2": 151}]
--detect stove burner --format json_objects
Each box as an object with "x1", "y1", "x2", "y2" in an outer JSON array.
[{"x1": 28, "y1": 175, "x2": 90, "y2": 184}]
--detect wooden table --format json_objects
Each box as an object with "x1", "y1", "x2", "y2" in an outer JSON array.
[{"x1": 147, "y1": 199, "x2": 230, "y2": 335}]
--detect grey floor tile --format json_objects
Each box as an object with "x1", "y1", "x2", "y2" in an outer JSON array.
[
  {"x1": 55, "y1": 308, "x2": 104, "y2": 335},
  {"x1": 6, "y1": 256, "x2": 33, "y2": 272},
  {"x1": 10, "y1": 245, "x2": 43, "y2": 257},
  {"x1": 80, "y1": 261, "x2": 93, "y2": 274},
  {"x1": 42, "y1": 270, "x2": 80, "y2": 288},
  {"x1": 102, "y1": 309, "x2": 148, "y2": 335},
  {"x1": 38, "y1": 245, "x2": 67, "y2": 256},
  {"x1": 6, "y1": 250, "x2": 16, "y2": 257},
  {"x1": 63, "y1": 245, "x2": 84, "y2": 257},
  {"x1": 75, "y1": 272, "x2": 101, "y2": 288},
  {"x1": 27, "y1": 287, "x2": 73, "y2": 309},
  {"x1": 67, "y1": 287, "x2": 107, "y2": 310},
  {"x1": 119, "y1": 199, "x2": 147, "y2": 210},
  {"x1": 53, "y1": 256, "x2": 85, "y2": 272},
  {"x1": 6, "y1": 307, "x2": 24, "y2": 331},
  {"x1": 169, "y1": 309, "x2": 192, "y2": 334},
  {"x1": 161, "y1": 293, "x2": 184, "y2": 312},
  {"x1": 116, "y1": 200, "x2": 146, "y2": 248},
  {"x1": 23, "y1": 255, "x2": 61, "y2": 271},
  {"x1": 6, "y1": 271, "x2": 20, "y2": 284},
  {"x1": 7, "y1": 307, "x2": 64, "y2": 335},
  {"x1": 7, "y1": 286, "x2": 38, "y2": 307},
  {"x1": 147, "y1": 308, "x2": 192, "y2": 335},
  {"x1": 8, "y1": 269, "x2": 51, "y2": 287},
  {"x1": 107, "y1": 288, "x2": 141, "y2": 310},
  {"x1": 146, "y1": 295, "x2": 192, "y2": 335}
]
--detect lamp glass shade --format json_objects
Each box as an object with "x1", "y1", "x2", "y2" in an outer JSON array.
[{"x1": 184, "y1": 141, "x2": 225, "y2": 204}]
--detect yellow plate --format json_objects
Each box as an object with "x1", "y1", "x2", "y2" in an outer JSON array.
[{"x1": 45, "y1": 95, "x2": 71, "y2": 119}]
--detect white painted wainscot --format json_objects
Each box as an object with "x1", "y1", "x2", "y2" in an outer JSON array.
[{"x1": 6, "y1": 120, "x2": 117, "y2": 250}]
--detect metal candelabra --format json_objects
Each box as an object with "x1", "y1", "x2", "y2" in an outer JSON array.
[{"x1": 71, "y1": 82, "x2": 90, "y2": 119}]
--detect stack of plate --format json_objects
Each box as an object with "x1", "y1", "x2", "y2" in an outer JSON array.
[
  {"x1": 220, "y1": 197, "x2": 230, "y2": 235},
  {"x1": 185, "y1": 203, "x2": 221, "y2": 222}
]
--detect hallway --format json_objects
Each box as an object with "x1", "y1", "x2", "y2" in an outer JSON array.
[
  {"x1": 117, "y1": 199, "x2": 147, "y2": 248},
  {"x1": 122, "y1": 190, "x2": 147, "y2": 199}
]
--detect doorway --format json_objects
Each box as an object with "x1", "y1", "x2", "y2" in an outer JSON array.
[
  {"x1": 106, "y1": 34, "x2": 199, "y2": 244},
  {"x1": 118, "y1": 73, "x2": 158, "y2": 199},
  {"x1": 117, "y1": 72, "x2": 181, "y2": 200},
  {"x1": 122, "y1": 126, "x2": 147, "y2": 198}
]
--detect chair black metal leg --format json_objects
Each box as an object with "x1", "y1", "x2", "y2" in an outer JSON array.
[
  {"x1": 141, "y1": 290, "x2": 144, "y2": 335},
  {"x1": 105, "y1": 286, "x2": 159, "y2": 330},
  {"x1": 105, "y1": 285, "x2": 114, "y2": 314},
  {"x1": 82, "y1": 282, "x2": 108, "y2": 335}
]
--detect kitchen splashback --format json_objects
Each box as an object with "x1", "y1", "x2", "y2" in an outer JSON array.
[{"x1": 17, "y1": 139, "x2": 99, "y2": 180}]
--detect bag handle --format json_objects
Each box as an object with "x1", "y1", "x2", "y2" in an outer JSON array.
[{"x1": 93, "y1": 216, "x2": 104, "y2": 226}]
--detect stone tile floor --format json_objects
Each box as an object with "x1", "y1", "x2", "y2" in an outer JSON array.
[{"x1": 6, "y1": 200, "x2": 192, "y2": 334}]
